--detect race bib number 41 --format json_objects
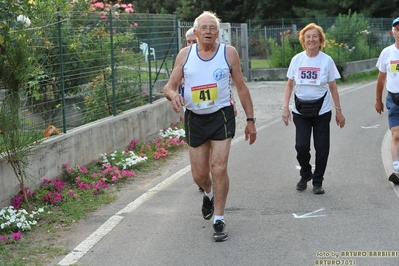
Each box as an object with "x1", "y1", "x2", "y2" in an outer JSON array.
[
  {"x1": 297, "y1": 67, "x2": 321, "y2": 85},
  {"x1": 191, "y1": 83, "x2": 218, "y2": 103},
  {"x1": 390, "y1": 60, "x2": 399, "y2": 73}
]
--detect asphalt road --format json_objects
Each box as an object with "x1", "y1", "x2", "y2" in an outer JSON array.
[{"x1": 50, "y1": 81, "x2": 399, "y2": 266}]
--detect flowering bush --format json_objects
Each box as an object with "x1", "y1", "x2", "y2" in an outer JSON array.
[
  {"x1": 63, "y1": 164, "x2": 136, "y2": 192},
  {"x1": 101, "y1": 150, "x2": 148, "y2": 169},
  {"x1": 0, "y1": 206, "x2": 45, "y2": 242},
  {"x1": 267, "y1": 29, "x2": 302, "y2": 67},
  {"x1": 130, "y1": 123, "x2": 186, "y2": 160},
  {"x1": 2, "y1": 119, "x2": 186, "y2": 247}
]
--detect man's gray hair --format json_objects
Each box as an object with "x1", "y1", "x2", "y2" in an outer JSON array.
[
  {"x1": 193, "y1": 11, "x2": 220, "y2": 30},
  {"x1": 185, "y1": 27, "x2": 195, "y2": 38}
]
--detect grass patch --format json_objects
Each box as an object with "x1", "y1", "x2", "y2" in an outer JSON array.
[{"x1": 249, "y1": 58, "x2": 273, "y2": 69}]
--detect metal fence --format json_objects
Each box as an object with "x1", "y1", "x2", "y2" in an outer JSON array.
[
  {"x1": 1, "y1": 13, "x2": 396, "y2": 135},
  {"x1": 1, "y1": 11, "x2": 180, "y2": 134},
  {"x1": 247, "y1": 17, "x2": 395, "y2": 67}
]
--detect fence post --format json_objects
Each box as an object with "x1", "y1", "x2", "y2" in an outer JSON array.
[
  {"x1": 146, "y1": 10, "x2": 153, "y2": 104},
  {"x1": 177, "y1": 18, "x2": 182, "y2": 52},
  {"x1": 109, "y1": 9, "x2": 117, "y2": 116},
  {"x1": 57, "y1": 8, "x2": 66, "y2": 133},
  {"x1": 282, "y1": 18, "x2": 286, "y2": 66},
  {"x1": 241, "y1": 23, "x2": 250, "y2": 81}
]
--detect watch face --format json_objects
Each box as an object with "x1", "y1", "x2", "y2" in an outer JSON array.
[{"x1": 247, "y1": 118, "x2": 256, "y2": 122}]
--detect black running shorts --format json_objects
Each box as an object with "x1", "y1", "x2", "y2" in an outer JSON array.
[{"x1": 184, "y1": 105, "x2": 235, "y2": 147}]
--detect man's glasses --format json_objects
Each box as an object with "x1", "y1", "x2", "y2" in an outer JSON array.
[{"x1": 198, "y1": 25, "x2": 218, "y2": 33}]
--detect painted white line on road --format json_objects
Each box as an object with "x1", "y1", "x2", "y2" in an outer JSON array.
[
  {"x1": 58, "y1": 166, "x2": 191, "y2": 265},
  {"x1": 116, "y1": 167, "x2": 191, "y2": 214},
  {"x1": 58, "y1": 214, "x2": 124, "y2": 265},
  {"x1": 293, "y1": 207, "x2": 326, "y2": 219},
  {"x1": 361, "y1": 124, "x2": 380, "y2": 129},
  {"x1": 231, "y1": 118, "x2": 281, "y2": 146},
  {"x1": 339, "y1": 81, "x2": 376, "y2": 95}
]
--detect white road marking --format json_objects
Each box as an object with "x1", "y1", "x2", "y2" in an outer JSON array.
[
  {"x1": 295, "y1": 165, "x2": 315, "y2": 170},
  {"x1": 292, "y1": 207, "x2": 326, "y2": 219},
  {"x1": 58, "y1": 167, "x2": 191, "y2": 265},
  {"x1": 361, "y1": 124, "x2": 380, "y2": 129}
]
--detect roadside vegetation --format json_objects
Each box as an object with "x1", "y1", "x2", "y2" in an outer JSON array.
[{"x1": 0, "y1": 119, "x2": 186, "y2": 266}]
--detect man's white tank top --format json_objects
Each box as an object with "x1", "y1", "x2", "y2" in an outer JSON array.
[{"x1": 183, "y1": 43, "x2": 233, "y2": 114}]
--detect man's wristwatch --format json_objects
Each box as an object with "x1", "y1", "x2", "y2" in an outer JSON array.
[{"x1": 246, "y1": 117, "x2": 256, "y2": 123}]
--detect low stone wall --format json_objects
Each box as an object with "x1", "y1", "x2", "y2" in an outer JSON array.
[
  {"x1": 0, "y1": 98, "x2": 180, "y2": 208},
  {"x1": 249, "y1": 58, "x2": 378, "y2": 81}
]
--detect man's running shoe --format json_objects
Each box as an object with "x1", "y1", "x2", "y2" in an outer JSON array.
[
  {"x1": 213, "y1": 220, "x2": 228, "y2": 242},
  {"x1": 389, "y1": 173, "x2": 399, "y2": 184},
  {"x1": 202, "y1": 196, "x2": 214, "y2": 220}
]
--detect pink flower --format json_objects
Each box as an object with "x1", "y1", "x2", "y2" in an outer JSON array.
[
  {"x1": 93, "y1": 2, "x2": 104, "y2": 8},
  {"x1": 67, "y1": 190, "x2": 74, "y2": 196},
  {"x1": 111, "y1": 176, "x2": 117, "y2": 181},
  {"x1": 67, "y1": 168, "x2": 73, "y2": 174},
  {"x1": 95, "y1": 181, "x2": 103, "y2": 190},
  {"x1": 0, "y1": 235, "x2": 7, "y2": 242},
  {"x1": 79, "y1": 165, "x2": 89, "y2": 174},
  {"x1": 11, "y1": 232, "x2": 22, "y2": 240}
]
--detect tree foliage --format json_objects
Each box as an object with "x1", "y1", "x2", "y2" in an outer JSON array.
[{"x1": 129, "y1": 0, "x2": 399, "y2": 22}]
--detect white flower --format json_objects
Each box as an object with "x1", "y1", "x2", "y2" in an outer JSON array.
[
  {"x1": 17, "y1": 15, "x2": 31, "y2": 27},
  {"x1": 0, "y1": 206, "x2": 44, "y2": 233}
]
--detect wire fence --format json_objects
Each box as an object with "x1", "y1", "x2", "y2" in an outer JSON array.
[
  {"x1": 1, "y1": 11, "x2": 180, "y2": 134},
  {"x1": 247, "y1": 17, "x2": 395, "y2": 67},
  {"x1": 0, "y1": 13, "x2": 396, "y2": 135}
]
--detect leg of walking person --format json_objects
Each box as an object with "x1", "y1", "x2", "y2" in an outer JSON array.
[
  {"x1": 189, "y1": 142, "x2": 212, "y2": 193},
  {"x1": 209, "y1": 138, "x2": 231, "y2": 217},
  {"x1": 386, "y1": 94, "x2": 399, "y2": 183},
  {"x1": 293, "y1": 113, "x2": 313, "y2": 190},
  {"x1": 312, "y1": 111, "x2": 331, "y2": 194},
  {"x1": 188, "y1": 142, "x2": 215, "y2": 222},
  {"x1": 209, "y1": 138, "x2": 231, "y2": 242}
]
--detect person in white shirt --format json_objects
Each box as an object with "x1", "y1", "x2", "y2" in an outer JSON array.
[
  {"x1": 163, "y1": 11, "x2": 256, "y2": 242},
  {"x1": 375, "y1": 16, "x2": 399, "y2": 184},
  {"x1": 282, "y1": 23, "x2": 346, "y2": 195}
]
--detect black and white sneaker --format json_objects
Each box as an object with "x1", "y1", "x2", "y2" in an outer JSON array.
[
  {"x1": 213, "y1": 220, "x2": 228, "y2": 242},
  {"x1": 389, "y1": 173, "x2": 399, "y2": 184},
  {"x1": 202, "y1": 196, "x2": 214, "y2": 220}
]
